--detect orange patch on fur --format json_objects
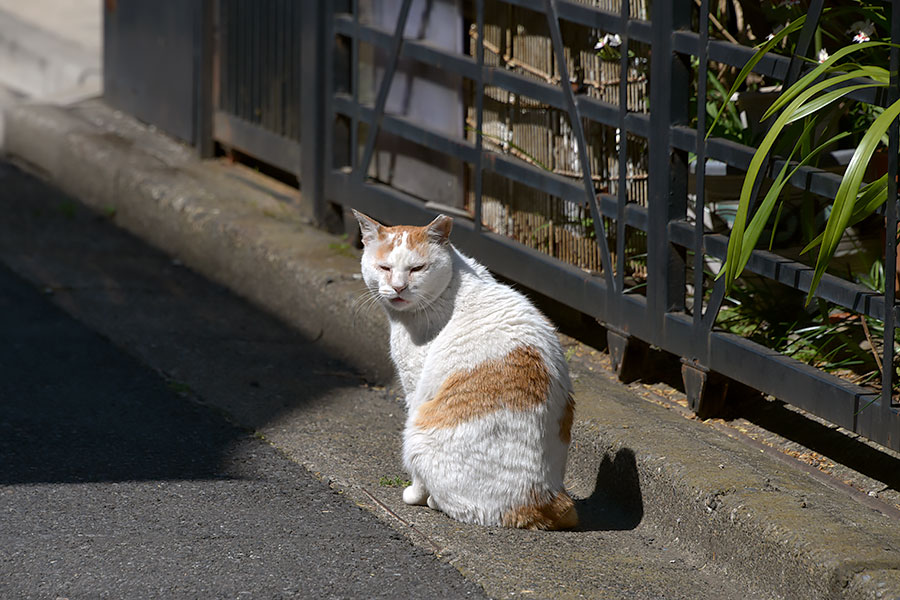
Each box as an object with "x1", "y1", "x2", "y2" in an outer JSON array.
[
  {"x1": 372, "y1": 226, "x2": 429, "y2": 262},
  {"x1": 559, "y1": 394, "x2": 575, "y2": 445},
  {"x1": 391, "y1": 226, "x2": 430, "y2": 249},
  {"x1": 373, "y1": 242, "x2": 392, "y2": 262},
  {"x1": 414, "y1": 345, "x2": 550, "y2": 429},
  {"x1": 501, "y1": 489, "x2": 579, "y2": 530}
]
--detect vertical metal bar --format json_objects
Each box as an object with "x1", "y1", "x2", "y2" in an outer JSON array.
[
  {"x1": 783, "y1": 0, "x2": 824, "y2": 86},
  {"x1": 544, "y1": 0, "x2": 616, "y2": 292},
  {"x1": 272, "y1": 0, "x2": 280, "y2": 134},
  {"x1": 647, "y1": 0, "x2": 690, "y2": 344},
  {"x1": 251, "y1": 0, "x2": 256, "y2": 125},
  {"x1": 473, "y1": 0, "x2": 485, "y2": 230},
  {"x1": 279, "y1": 0, "x2": 286, "y2": 133},
  {"x1": 213, "y1": 0, "x2": 224, "y2": 115},
  {"x1": 264, "y1": 0, "x2": 274, "y2": 133},
  {"x1": 194, "y1": 0, "x2": 214, "y2": 157},
  {"x1": 351, "y1": 0, "x2": 359, "y2": 170},
  {"x1": 743, "y1": 1, "x2": 823, "y2": 208},
  {"x1": 231, "y1": 0, "x2": 239, "y2": 118},
  {"x1": 241, "y1": 0, "x2": 250, "y2": 122},
  {"x1": 290, "y1": 0, "x2": 301, "y2": 141},
  {"x1": 882, "y1": 3, "x2": 900, "y2": 434},
  {"x1": 282, "y1": 0, "x2": 290, "y2": 137},
  {"x1": 235, "y1": 0, "x2": 243, "y2": 121},
  {"x1": 693, "y1": 0, "x2": 709, "y2": 332},
  {"x1": 352, "y1": 0, "x2": 414, "y2": 185},
  {"x1": 615, "y1": 2, "x2": 629, "y2": 296},
  {"x1": 702, "y1": 276, "x2": 726, "y2": 329},
  {"x1": 300, "y1": 0, "x2": 332, "y2": 222},
  {"x1": 258, "y1": 2, "x2": 266, "y2": 126},
  {"x1": 251, "y1": 1, "x2": 259, "y2": 125}
]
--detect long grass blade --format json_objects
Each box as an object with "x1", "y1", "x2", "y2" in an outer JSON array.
[
  {"x1": 735, "y1": 126, "x2": 850, "y2": 276},
  {"x1": 787, "y1": 82, "x2": 885, "y2": 124},
  {"x1": 722, "y1": 71, "x2": 877, "y2": 289},
  {"x1": 807, "y1": 96, "x2": 900, "y2": 303},
  {"x1": 706, "y1": 16, "x2": 806, "y2": 140},
  {"x1": 761, "y1": 42, "x2": 887, "y2": 120},
  {"x1": 801, "y1": 174, "x2": 888, "y2": 255}
]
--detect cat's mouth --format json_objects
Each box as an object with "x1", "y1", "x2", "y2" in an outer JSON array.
[{"x1": 389, "y1": 296, "x2": 410, "y2": 307}]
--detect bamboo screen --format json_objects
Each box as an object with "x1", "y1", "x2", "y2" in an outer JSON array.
[{"x1": 465, "y1": 0, "x2": 650, "y2": 280}]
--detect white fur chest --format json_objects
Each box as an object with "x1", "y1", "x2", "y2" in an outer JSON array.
[{"x1": 389, "y1": 323, "x2": 431, "y2": 402}]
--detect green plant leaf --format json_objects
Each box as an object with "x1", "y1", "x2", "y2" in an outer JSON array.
[
  {"x1": 761, "y1": 42, "x2": 887, "y2": 120},
  {"x1": 786, "y1": 81, "x2": 885, "y2": 124},
  {"x1": 769, "y1": 201, "x2": 785, "y2": 250},
  {"x1": 706, "y1": 16, "x2": 807, "y2": 140},
  {"x1": 721, "y1": 72, "x2": 879, "y2": 289},
  {"x1": 734, "y1": 124, "x2": 849, "y2": 277},
  {"x1": 807, "y1": 96, "x2": 900, "y2": 303},
  {"x1": 800, "y1": 174, "x2": 888, "y2": 255},
  {"x1": 705, "y1": 67, "x2": 744, "y2": 138}
]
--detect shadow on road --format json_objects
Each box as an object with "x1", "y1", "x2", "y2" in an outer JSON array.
[
  {"x1": 575, "y1": 448, "x2": 643, "y2": 532},
  {"x1": 0, "y1": 263, "x2": 252, "y2": 484},
  {"x1": 0, "y1": 161, "x2": 368, "y2": 485}
]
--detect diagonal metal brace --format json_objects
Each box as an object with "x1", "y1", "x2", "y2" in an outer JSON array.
[
  {"x1": 352, "y1": 0, "x2": 414, "y2": 185},
  {"x1": 544, "y1": 0, "x2": 617, "y2": 292}
]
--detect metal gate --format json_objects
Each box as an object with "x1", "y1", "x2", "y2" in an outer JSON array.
[{"x1": 106, "y1": 0, "x2": 900, "y2": 452}]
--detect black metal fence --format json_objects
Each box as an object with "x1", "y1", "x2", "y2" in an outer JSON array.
[{"x1": 105, "y1": 0, "x2": 900, "y2": 452}]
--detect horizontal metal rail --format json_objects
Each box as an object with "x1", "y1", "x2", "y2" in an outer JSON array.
[
  {"x1": 213, "y1": 111, "x2": 300, "y2": 176},
  {"x1": 334, "y1": 14, "x2": 650, "y2": 136}
]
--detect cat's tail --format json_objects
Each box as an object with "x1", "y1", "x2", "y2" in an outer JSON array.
[{"x1": 501, "y1": 489, "x2": 579, "y2": 531}]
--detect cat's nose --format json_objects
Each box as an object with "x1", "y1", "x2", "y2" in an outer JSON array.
[{"x1": 392, "y1": 282, "x2": 408, "y2": 293}]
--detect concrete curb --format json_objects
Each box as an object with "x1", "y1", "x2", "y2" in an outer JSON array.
[{"x1": 6, "y1": 100, "x2": 900, "y2": 600}]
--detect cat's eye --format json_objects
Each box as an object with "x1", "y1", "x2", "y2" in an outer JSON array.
[
  {"x1": 378, "y1": 264, "x2": 391, "y2": 272},
  {"x1": 409, "y1": 264, "x2": 426, "y2": 273}
]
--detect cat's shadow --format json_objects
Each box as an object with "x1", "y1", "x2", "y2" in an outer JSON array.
[{"x1": 574, "y1": 448, "x2": 643, "y2": 532}]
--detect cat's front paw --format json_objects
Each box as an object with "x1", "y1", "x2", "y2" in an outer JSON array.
[{"x1": 402, "y1": 482, "x2": 429, "y2": 506}]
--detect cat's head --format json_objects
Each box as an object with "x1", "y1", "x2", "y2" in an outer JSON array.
[{"x1": 353, "y1": 210, "x2": 454, "y2": 312}]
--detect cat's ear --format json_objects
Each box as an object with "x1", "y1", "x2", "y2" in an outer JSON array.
[
  {"x1": 425, "y1": 214, "x2": 453, "y2": 245},
  {"x1": 353, "y1": 209, "x2": 383, "y2": 246}
]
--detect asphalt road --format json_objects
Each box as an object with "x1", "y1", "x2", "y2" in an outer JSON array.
[{"x1": 0, "y1": 162, "x2": 485, "y2": 598}]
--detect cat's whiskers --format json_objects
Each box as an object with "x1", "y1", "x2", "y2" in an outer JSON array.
[{"x1": 352, "y1": 288, "x2": 384, "y2": 322}]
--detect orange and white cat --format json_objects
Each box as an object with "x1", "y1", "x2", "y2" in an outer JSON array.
[{"x1": 354, "y1": 210, "x2": 577, "y2": 530}]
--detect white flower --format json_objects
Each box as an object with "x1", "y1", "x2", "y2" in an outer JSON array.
[
  {"x1": 848, "y1": 20, "x2": 875, "y2": 43},
  {"x1": 766, "y1": 24, "x2": 785, "y2": 42},
  {"x1": 817, "y1": 48, "x2": 829, "y2": 63},
  {"x1": 594, "y1": 33, "x2": 622, "y2": 50}
]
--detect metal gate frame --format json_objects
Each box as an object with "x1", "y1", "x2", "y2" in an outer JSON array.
[
  {"x1": 296, "y1": 0, "x2": 900, "y2": 451},
  {"x1": 126, "y1": 0, "x2": 899, "y2": 450}
]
